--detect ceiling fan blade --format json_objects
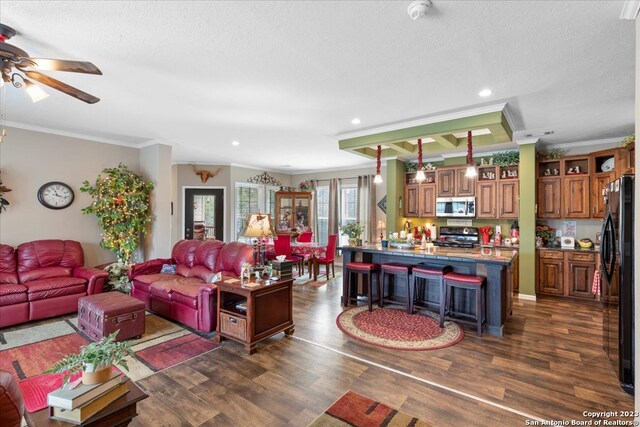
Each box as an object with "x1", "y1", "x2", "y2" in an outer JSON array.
[
  {"x1": 27, "y1": 58, "x2": 102, "y2": 75},
  {"x1": 24, "y1": 71, "x2": 100, "y2": 104}
]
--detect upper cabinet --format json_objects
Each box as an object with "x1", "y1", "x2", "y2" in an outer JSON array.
[
  {"x1": 403, "y1": 171, "x2": 436, "y2": 218},
  {"x1": 437, "y1": 169, "x2": 456, "y2": 197},
  {"x1": 455, "y1": 167, "x2": 476, "y2": 196},
  {"x1": 274, "y1": 191, "x2": 312, "y2": 233}
]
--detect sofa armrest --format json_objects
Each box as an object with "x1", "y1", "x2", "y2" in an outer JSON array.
[
  {"x1": 197, "y1": 285, "x2": 217, "y2": 333},
  {"x1": 128, "y1": 258, "x2": 172, "y2": 280},
  {"x1": 73, "y1": 266, "x2": 109, "y2": 295}
]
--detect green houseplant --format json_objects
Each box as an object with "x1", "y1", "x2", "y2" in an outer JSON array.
[
  {"x1": 46, "y1": 331, "x2": 134, "y2": 386},
  {"x1": 81, "y1": 164, "x2": 154, "y2": 292},
  {"x1": 339, "y1": 222, "x2": 365, "y2": 246},
  {"x1": 492, "y1": 150, "x2": 520, "y2": 166}
]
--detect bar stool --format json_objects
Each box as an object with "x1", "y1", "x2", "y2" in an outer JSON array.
[
  {"x1": 441, "y1": 272, "x2": 486, "y2": 337},
  {"x1": 380, "y1": 263, "x2": 413, "y2": 314},
  {"x1": 343, "y1": 262, "x2": 380, "y2": 312},
  {"x1": 411, "y1": 265, "x2": 452, "y2": 314}
]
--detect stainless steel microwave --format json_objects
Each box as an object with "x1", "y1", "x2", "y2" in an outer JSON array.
[{"x1": 435, "y1": 196, "x2": 476, "y2": 218}]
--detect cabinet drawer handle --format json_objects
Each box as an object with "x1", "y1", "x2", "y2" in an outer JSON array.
[{"x1": 229, "y1": 317, "x2": 237, "y2": 324}]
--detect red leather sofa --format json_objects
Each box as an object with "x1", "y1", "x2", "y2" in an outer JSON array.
[
  {"x1": 0, "y1": 240, "x2": 108, "y2": 328},
  {"x1": 129, "y1": 240, "x2": 254, "y2": 333}
]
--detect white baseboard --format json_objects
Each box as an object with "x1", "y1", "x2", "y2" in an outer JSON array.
[{"x1": 517, "y1": 293, "x2": 537, "y2": 301}]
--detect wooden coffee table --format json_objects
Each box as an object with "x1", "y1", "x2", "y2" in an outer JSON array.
[
  {"x1": 215, "y1": 277, "x2": 294, "y2": 354},
  {"x1": 25, "y1": 380, "x2": 147, "y2": 427}
]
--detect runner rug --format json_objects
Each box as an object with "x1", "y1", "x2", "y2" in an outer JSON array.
[
  {"x1": 307, "y1": 390, "x2": 433, "y2": 427},
  {"x1": 336, "y1": 305, "x2": 464, "y2": 351},
  {"x1": 0, "y1": 313, "x2": 220, "y2": 411}
]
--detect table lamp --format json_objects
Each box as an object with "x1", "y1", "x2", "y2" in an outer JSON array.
[{"x1": 240, "y1": 212, "x2": 274, "y2": 267}]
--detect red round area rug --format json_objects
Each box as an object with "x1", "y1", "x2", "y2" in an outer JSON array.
[{"x1": 336, "y1": 305, "x2": 464, "y2": 351}]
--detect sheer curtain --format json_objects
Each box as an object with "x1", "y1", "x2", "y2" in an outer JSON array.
[{"x1": 357, "y1": 175, "x2": 377, "y2": 243}]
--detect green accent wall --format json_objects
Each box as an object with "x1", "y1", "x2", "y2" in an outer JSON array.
[
  {"x1": 518, "y1": 144, "x2": 536, "y2": 296},
  {"x1": 386, "y1": 159, "x2": 405, "y2": 234}
]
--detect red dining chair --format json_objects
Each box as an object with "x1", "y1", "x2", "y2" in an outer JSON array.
[
  {"x1": 297, "y1": 231, "x2": 313, "y2": 243},
  {"x1": 270, "y1": 234, "x2": 304, "y2": 274},
  {"x1": 316, "y1": 234, "x2": 338, "y2": 279}
]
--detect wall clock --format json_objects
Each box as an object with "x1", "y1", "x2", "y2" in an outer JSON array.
[{"x1": 37, "y1": 181, "x2": 74, "y2": 209}]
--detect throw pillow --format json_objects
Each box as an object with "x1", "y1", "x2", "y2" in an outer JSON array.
[{"x1": 160, "y1": 264, "x2": 177, "y2": 274}]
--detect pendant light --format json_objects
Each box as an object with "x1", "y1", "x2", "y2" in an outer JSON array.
[
  {"x1": 465, "y1": 130, "x2": 477, "y2": 177},
  {"x1": 373, "y1": 145, "x2": 383, "y2": 184},
  {"x1": 415, "y1": 138, "x2": 426, "y2": 183}
]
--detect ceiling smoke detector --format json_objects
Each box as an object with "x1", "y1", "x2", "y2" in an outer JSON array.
[{"x1": 408, "y1": 0, "x2": 432, "y2": 20}]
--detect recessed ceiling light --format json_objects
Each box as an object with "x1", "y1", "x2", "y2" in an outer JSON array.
[
  {"x1": 478, "y1": 89, "x2": 493, "y2": 97},
  {"x1": 231, "y1": 140, "x2": 240, "y2": 146},
  {"x1": 351, "y1": 118, "x2": 361, "y2": 125}
]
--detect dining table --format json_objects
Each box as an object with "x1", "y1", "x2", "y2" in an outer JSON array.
[{"x1": 266, "y1": 241, "x2": 328, "y2": 281}]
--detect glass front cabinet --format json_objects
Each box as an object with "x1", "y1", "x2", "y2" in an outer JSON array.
[{"x1": 275, "y1": 191, "x2": 312, "y2": 233}]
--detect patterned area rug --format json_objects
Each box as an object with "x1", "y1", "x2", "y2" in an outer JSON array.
[
  {"x1": 336, "y1": 305, "x2": 464, "y2": 351},
  {"x1": 308, "y1": 390, "x2": 433, "y2": 426},
  {"x1": 0, "y1": 313, "x2": 220, "y2": 412}
]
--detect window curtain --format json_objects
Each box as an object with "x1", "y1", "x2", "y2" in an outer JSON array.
[
  {"x1": 328, "y1": 178, "x2": 340, "y2": 237},
  {"x1": 310, "y1": 179, "x2": 318, "y2": 242},
  {"x1": 357, "y1": 175, "x2": 377, "y2": 243}
]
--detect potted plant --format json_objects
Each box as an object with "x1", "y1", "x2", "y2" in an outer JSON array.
[
  {"x1": 46, "y1": 331, "x2": 134, "y2": 386},
  {"x1": 81, "y1": 164, "x2": 154, "y2": 292},
  {"x1": 340, "y1": 222, "x2": 365, "y2": 246},
  {"x1": 535, "y1": 225, "x2": 556, "y2": 247},
  {"x1": 493, "y1": 150, "x2": 520, "y2": 166}
]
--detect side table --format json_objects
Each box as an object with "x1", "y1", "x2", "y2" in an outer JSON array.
[
  {"x1": 215, "y1": 278, "x2": 294, "y2": 354},
  {"x1": 25, "y1": 380, "x2": 148, "y2": 427}
]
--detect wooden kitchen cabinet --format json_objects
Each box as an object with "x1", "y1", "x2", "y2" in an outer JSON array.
[
  {"x1": 592, "y1": 172, "x2": 615, "y2": 218},
  {"x1": 537, "y1": 177, "x2": 562, "y2": 218},
  {"x1": 563, "y1": 176, "x2": 590, "y2": 218},
  {"x1": 455, "y1": 167, "x2": 476, "y2": 196},
  {"x1": 498, "y1": 180, "x2": 519, "y2": 218},
  {"x1": 419, "y1": 184, "x2": 436, "y2": 217},
  {"x1": 537, "y1": 251, "x2": 564, "y2": 295},
  {"x1": 437, "y1": 169, "x2": 455, "y2": 197},
  {"x1": 476, "y1": 181, "x2": 497, "y2": 218},
  {"x1": 404, "y1": 184, "x2": 419, "y2": 217},
  {"x1": 537, "y1": 250, "x2": 596, "y2": 299}
]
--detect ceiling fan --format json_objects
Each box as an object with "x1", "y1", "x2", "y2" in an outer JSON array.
[{"x1": 0, "y1": 23, "x2": 102, "y2": 104}]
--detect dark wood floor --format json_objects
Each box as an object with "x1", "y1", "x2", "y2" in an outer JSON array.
[{"x1": 131, "y1": 272, "x2": 633, "y2": 426}]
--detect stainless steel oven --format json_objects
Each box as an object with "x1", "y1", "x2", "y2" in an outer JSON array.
[{"x1": 435, "y1": 196, "x2": 476, "y2": 218}]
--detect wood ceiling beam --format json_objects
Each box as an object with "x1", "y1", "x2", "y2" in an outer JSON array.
[
  {"x1": 432, "y1": 134, "x2": 459, "y2": 148},
  {"x1": 388, "y1": 141, "x2": 416, "y2": 155}
]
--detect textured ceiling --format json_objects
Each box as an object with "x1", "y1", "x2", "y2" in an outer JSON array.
[{"x1": 0, "y1": 1, "x2": 635, "y2": 173}]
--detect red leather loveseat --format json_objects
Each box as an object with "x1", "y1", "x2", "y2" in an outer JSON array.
[
  {"x1": 0, "y1": 240, "x2": 108, "y2": 328},
  {"x1": 129, "y1": 240, "x2": 253, "y2": 333}
]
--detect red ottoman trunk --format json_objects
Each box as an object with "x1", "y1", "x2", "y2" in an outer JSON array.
[{"x1": 78, "y1": 292, "x2": 145, "y2": 342}]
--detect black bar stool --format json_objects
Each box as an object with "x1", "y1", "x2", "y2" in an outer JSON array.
[
  {"x1": 343, "y1": 262, "x2": 380, "y2": 312},
  {"x1": 411, "y1": 265, "x2": 452, "y2": 314},
  {"x1": 380, "y1": 263, "x2": 413, "y2": 314},
  {"x1": 441, "y1": 272, "x2": 486, "y2": 337}
]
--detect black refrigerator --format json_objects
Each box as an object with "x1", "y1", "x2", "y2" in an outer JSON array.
[{"x1": 600, "y1": 174, "x2": 634, "y2": 395}]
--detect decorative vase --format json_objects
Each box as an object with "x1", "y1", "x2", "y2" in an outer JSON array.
[
  {"x1": 348, "y1": 238, "x2": 358, "y2": 246},
  {"x1": 480, "y1": 233, "x2": 491, "y2": 245},
  {"x1": 82, "y1": 363, "x2": 111, "y2": 385}
]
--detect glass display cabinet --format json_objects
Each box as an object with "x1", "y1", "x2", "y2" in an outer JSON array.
[{"x1": 274, "y1": 191, "x2": 312, "y2": 233}]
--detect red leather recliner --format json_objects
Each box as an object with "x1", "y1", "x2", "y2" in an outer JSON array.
[
  {"x1": 0, "y1": 240, "x2": 108, "y2": 328},
  {"x1": 129, "y1": 240, "x2": 254, "y2": 333}
]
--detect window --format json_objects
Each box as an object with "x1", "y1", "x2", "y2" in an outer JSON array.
[
  {"x1": 234, "y1": 183, "x2": 279, "y2": 240},
  {"x1": 340, "y1": 183, "x2": 358, "y2": 226},
  {"x1": 316, "y1": 184, "x2": 329, "y2": 244}
]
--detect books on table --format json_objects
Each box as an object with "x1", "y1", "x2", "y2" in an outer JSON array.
[
  {"x1": 47, "y1": 371, "x2": 122, "y2": 410},
  {"x1": 49, "y1": 381, "x2": 129, "y2": 425}
]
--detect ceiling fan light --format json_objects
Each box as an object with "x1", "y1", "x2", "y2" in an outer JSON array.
[
  {"x1": 465, "y1": 165, "x2": 477, "y2": 177},
  {"x1": 25, "y1": 80, "x2": 49, "y2": 103},
  {"x1": 415, "y1": 169, "x2": 426, "y2": 183}
]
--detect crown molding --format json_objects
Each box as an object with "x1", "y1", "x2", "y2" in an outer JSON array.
[
  {"x1": 620, "y1": 0, "x2": 640, "y2": 19},
  {"x1": 3, "y1": 120, "x2": 153, "y2": 148},
  {"x1": 336, "y1": 103, "x2": 509, "y2": 140},
  {"x1": 538, "y1": 137, "x2": 622, "y2": 149}
]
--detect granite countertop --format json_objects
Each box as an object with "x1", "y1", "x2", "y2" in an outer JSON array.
[
  {"x1": 339, "y1": 244, "x2": 518, "y2": 264},
  {"x1": 537, "y1": 246, "x2": 599, "y2": 254}
]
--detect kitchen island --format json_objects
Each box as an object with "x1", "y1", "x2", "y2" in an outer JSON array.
[{"x1": 340, "y1": 244, "x2": 519, "y2": 336}]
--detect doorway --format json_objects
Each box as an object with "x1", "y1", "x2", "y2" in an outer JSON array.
[{"x1": 184, "y1": 188, "x2": 224, "y2": 241}]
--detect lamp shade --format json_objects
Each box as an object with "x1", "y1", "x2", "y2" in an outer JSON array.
[{"x1": 240, "y1": 212, "x2": 274, "y2": 238}]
